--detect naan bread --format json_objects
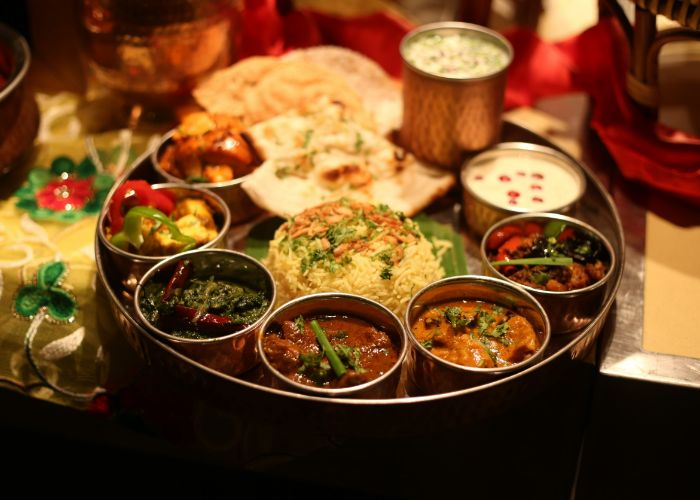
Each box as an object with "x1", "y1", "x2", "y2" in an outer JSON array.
[
  {"x1": 242, "y1": 100, "x2": 454, "y2": 217},
  {"x1": 193, "y1": 56, "x2": 371, "y2": 127},
  {"x1": 283, "y1": 46, "x2": 403, "y2": 136}
]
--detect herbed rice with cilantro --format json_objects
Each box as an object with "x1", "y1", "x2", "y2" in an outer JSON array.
[{"x1": 264, "y1": 199, "x2": 447, "y2": 316}]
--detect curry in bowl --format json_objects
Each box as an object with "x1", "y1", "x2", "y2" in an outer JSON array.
[
  {"x1": 104, "y1": 180, "x2": 227, "y2": 257},
  {"x1": 258, "y1": 292, "x2": 407, "y2": 398},
  {"x1": 404, "y1": 275, "x2": 550, "y2": 394},
  {"x1": 263, "y1": 313, "x2": 400, "y2": 389},
  {"x1": 157, "y1": 112, "x2": 259, "y2": 184},
  {"x1": 410, "y1": 300, "x2": 541, "y2": 369},
  {"x1": 484, "y1": 217, "x2": 611, "y2": 292},
  {"x1": 139, "y1": 258, "x2": 270, "y2": 340}
]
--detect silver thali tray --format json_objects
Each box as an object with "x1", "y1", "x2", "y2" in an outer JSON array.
[{"x1": 95, "y1": 121, "x2": 624, "y2": 438}]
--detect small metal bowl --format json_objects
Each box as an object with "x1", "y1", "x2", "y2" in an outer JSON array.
[
  {"x1": 404, "y1": 275, "x2": 550, "y2": 396},
  {"x1": 480, "y1": 213, "x2": 616, "y2": 334},
  {"x1": 258, "y1": 293, "x2": 408, "y2": 399},
  {"x1": 461, "y1": 142, "x2": 586, "y2": 236},
  {"x1": 151, "y1": 130, "x2": 262, "y2": 225},
  {"x1": 97, "y1": 182, "x2": 231, "y2": 285},
  {"x1": 0, "y1": 23, "x2": 39, "y2": 175},
  {"x1": 134, "y1": 249, "x2": 276, "y2": 376}
]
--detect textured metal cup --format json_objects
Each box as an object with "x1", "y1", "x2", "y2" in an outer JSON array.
[
  {"x1": 404, "y1": 275, "x2": 550, "y2": 396},
  {"x1": 258, "y1": 293, "x2": 408, "y2": 399},
  {"x1": 151, "y1": 130, "x2": 262, "y2": 225},
  {"x1": 400, "y1": 22, "x2": 513, "y2": 168},
  {"x1": 480, "y1": 213, "x2": 616, "y2": 334},
  {"x1": 461, "y1": 142, "x2": 586, "y2": 237},
  {"x1": 97, "y1": 182, "x2": 231, "y2": 286},
  {"x1": 134, "y1": 249, "x2": 276, "y2": 376}
]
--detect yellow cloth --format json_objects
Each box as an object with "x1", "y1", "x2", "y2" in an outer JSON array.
[{"x1": 0, "y1": 93, "x2": 152, "y2": 408}]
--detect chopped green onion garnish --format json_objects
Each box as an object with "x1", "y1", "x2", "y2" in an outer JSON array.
[{"x1": 310, "y1": 320, "x2": 346, "y2": 378}]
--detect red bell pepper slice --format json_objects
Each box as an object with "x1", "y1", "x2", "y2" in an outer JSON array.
[
  {"x1": 557, "y1": 227, "x2": 576, "y2": 242},
  {"x1": 109, "y1": 180, "x2": 175, "y2": 233},
  {"x1": 495, "y1": 235, "x2": 524, "y2": 273},
  {"x1": 523, "y1": 222, "x2": 543, "y2": 236},
  {"x1": 486, "y1": 224, "x2": 523, "y2": 250}
]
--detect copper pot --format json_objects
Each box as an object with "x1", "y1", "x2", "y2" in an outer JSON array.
[{"x1": 80, "y1": 0, "x2": 236, "y2": 107}]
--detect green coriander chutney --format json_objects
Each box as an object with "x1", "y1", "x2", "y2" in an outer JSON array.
[{"x1": 139, "y1": 277, "x2": 269, "y2": 340}]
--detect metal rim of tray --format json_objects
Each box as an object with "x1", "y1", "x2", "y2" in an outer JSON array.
[{"x1": 95, "y1": 120, "x2": 626, "y2": 408}]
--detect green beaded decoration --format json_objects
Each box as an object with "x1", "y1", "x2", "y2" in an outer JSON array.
[{"x1": 13, "y1": 260, "x2": 77, "y2": 323}]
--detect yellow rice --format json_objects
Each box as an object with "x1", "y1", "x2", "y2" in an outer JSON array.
[{"x1": 263, "y1": 200, "x2": 446, "y2": 316}]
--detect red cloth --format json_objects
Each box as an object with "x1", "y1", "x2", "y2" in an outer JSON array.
[
  {"x1": 502, "y1": 20, "x2": 700, "y2": 204},
  {"x1": 236, "y1": 2, "x2": 700, "y2": 203},
  {"x1": 237, "y1": 0, "x2": 410, "y2": 77}
]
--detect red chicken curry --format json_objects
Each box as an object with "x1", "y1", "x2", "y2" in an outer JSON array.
[{"x1": 263, "y1": 315, "x2": 399, "y2": 388}]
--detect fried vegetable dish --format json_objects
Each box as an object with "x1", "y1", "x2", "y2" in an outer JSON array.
[
  {"x1": 106, "y1": 180, "x2": 220, "y2": 256},
  {"x1": 158, "y1": 112, "x2": 259, "y2": 183},
  {"x1": 486, "y1": 220, "x2": 610, "y2": 291},
  {"x1": 139, "y1": 259, "x2": 269, "y2": 339},
  {"x1": 263, "y1": 314, "x2": 399, "y2": 388},
  {"x1": 411, "y1": 300, "x2": 541, "y2": 368}
]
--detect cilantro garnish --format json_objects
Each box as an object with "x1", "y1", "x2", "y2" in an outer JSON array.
[
  {"x1": 297, "y1": 352, "x2": 331, "y2": 385},
  {"x1": 294, "y1": 315, "x2": 305, "y2": 333},
  {"x1": 444, "y1": 306, "x2": 472, "y2": 329},
  {"x1": 333, "y1": 330, "x2": 348, "y2": 340},
  {"x1": 380, "y1": 266, "x2": 393, "y2": 280},
  {"x1": 334, "y1": 344, "x2": 365, "y2": 373},
  {"x1": 477, "y1": 311, "x2": 495, "y2": 335},
  {"x1": 354, "y1": 132, "x2": 364, "y2": 153},
  {"x1": 302, "y1": 129, "x2": 314, "y2": 148},
  {"x1": 489, "y1": 322, "x2": 509, "y2": 338},
  {"x1": 532, "y1": 272, "x2": 549, "y2": 286},
  {"x1": 326, "y1": 222, "x2": 355, "y2": 248}
]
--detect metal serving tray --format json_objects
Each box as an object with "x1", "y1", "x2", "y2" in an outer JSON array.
[{"x1": 95, "y1": 121, "x2": 624, "y2": 438}]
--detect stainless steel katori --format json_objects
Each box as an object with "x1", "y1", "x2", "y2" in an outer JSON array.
[
  {"x1": 404, "y1": 275, "x2": 550, "y2": 396},
  {"x1": 95, "y1": 122, "x2": 625, "y2": 437},
  {"x1": 151, "y1": 130, "x2": 262, "y2": 225},
  {"x1": 461, "y1": 142, "x2": 587, "y2": 237},
  {"x1": 399, "y1": 22, "x2": 513, "y2": 168},
  {"x1": 134, "y1": 248, "x2": 276, "y2": 376},
  {"x1": 257, "y1": 293, "x2": 407, "y2": 399},
  {"x1": 480, "y1": 212, "x2": 617, "y2": 335},
  {"x1": 97, "y1": 182, "x2": 231, "y2": 286}
]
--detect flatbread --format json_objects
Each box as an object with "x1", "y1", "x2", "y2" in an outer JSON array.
[
  {"x1": 242, "y1": 100, "x2": 454, "y2": 217},
  {"x1": 193, "y1": 56, "x2": 371, "y2": 127},
  {"x1": 282, "y1": 46, "x2": 403, "y2": 135}
]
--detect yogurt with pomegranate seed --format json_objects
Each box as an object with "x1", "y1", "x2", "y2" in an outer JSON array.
[{"x1": 462, "y1": 146, "x2": 585, "y2": 212}]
